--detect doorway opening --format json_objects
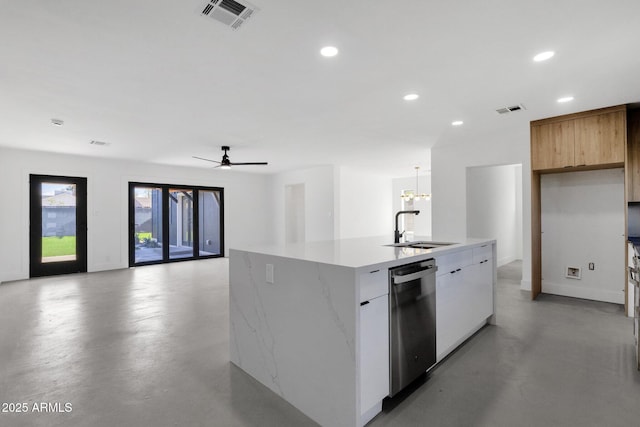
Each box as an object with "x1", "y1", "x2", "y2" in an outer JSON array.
[
  {"x1": 466, "y1": 164, "x2": 523, "y2": 267},
  {"x1": 285, "y1": 183, "x2": 305, "y2": 243}
]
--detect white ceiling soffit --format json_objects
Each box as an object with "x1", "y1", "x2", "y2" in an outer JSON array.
[{"x1": 200, "y1": 0, "x2": 259, "y2": 30}]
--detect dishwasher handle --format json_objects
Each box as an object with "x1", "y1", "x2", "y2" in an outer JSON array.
[{"x1": 392, "y1": 265, "x2": 437, "y2": 285}]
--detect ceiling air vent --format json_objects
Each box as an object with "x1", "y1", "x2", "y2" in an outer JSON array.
[
  {"x1": 89, "y1": 140, "x2": 110, "y2": 146},
  {"x1": 200, "y1": 0, "x2": 259, "y2": 30},
  {"x1": 496, "y1": 104, "x2": 526, "y2": 114}
]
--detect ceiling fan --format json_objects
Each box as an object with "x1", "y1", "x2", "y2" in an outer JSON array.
[{"x1": 193, "y1": 146, "x2": 268, "y2": 170}]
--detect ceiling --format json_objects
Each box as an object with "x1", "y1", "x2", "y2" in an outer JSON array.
[{"x1": 1, "y1": 0, "x2": 640, "y2": 176}]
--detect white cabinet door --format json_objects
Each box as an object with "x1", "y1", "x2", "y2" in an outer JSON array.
[
  {"x1": 473, "y1": 258, "x2": 494, "y2": 320},
  {"x1": 360, "y1": 294, "x2": 389, "y2": 415},
  {"x1": 436, "y1": 256, "x2": 493, "y2": 361},
  {"x1": 436, "y1": 269, "x2": 465, "y2": 361}
]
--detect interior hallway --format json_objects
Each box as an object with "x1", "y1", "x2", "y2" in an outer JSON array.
[{"x1": 0, "y1": 260, "x2": 638, "y2": 427}]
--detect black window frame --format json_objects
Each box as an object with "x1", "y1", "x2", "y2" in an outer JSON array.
[
  {"x1": 30, "y1": 174, "x2": 88, "y2": 277},
  {"x1": 128, "y1": 182, "x2": 224, "y2": 267}
]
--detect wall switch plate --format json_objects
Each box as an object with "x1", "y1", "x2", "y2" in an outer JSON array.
[
  {"x1": 266, "y1": 264, "x2": 274, "y2": 284},
  {"x1": 588, "y1": 262, "x2": 595, "y2": 270}
]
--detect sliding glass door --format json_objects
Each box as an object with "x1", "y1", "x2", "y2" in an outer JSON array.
[{"x1": 129, "y1": 183, "x2": 223, "y2": 266}]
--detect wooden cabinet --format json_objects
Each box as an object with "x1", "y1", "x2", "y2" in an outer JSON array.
[
  {"x1": 575, "y1": 111, "x2": 625, "y2": 166},
  {"x1": 530, "y1": 104, "x2": 628, "y2": 301},
  {"x1": 627, "y1": 109, "x2": 640, "y2": 201},
  {"x1": 531, "y1": 106, "x2": 626, "y2": 171},
  {"x1": 531, "y1": 120, "x2": 575, "y2": 169}
]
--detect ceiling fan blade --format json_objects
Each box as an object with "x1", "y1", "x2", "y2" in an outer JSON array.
[
  {"x1": 192, "y1": 156, "x2": 221, "y2": 164},
  {"x1": 229, "y1": 162, "x2": 268, "y2": 166}
]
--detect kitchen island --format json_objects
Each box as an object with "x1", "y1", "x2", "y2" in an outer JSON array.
[{"x1": 229, "y1": 236, "x2": 496, "y2": 427}]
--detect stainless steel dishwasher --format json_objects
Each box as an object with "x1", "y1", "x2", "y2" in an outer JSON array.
[{"x1": 388, "y1": 258, "x2": 437, "y2": 396}]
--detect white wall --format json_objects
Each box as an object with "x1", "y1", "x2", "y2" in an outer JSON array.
[
  {"x1": 392, "y1": 174, "x2": 432, "y2": 238},
  {"x1": 271, "y1": 165, "x2": 335, "y2": 244},
  {"x1": 1, "y1": 148, "x2": 400, "y2": 283},
  {"x1": 0, "y1": 147, "x2": 272, "y2": 283},
  {"x1": 431, "y1": 124, "x2": 532, "y2": 290},
  {"x1": 271, "y1": 165, "x2": 394, "y2": 243},
  {"x1": 540, "y1": 169, "x2": 625, "y2": 304},
  {"x1": 466, "y1": 164, "x2": 522, "y2": 266},
  {"x1": 285, "y1": 183, "x2": 306, "y2": 243},
  {"x1": 335, "y1": 167, "x2": 393, "y2": 240}
]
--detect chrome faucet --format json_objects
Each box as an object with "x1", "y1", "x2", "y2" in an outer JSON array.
[{"x1": 394, "y1": 210, "x2": 420, "y2": 243}]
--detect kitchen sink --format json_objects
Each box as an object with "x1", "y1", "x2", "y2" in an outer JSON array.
[{"x1": 385, "y1": 241, "x2": 457, "y2": 249}]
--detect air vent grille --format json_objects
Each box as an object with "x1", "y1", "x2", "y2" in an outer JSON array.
[
  {"x1": 496, "y1": 104, "x2": 526, "y2": 115},
  {"x1": 200, "y1": 0, "x2": 259, "y2": 30},
  {"x1": 219, "y1": 0, "x2": 245, "y2": 15},
  {"x1": 89, "y1": 140, "x2": 110, "y2": 146}
]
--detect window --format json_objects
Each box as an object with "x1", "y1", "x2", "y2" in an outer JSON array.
[{"x1": 129, "y1": 183, "x2": 223, "y2": 266}]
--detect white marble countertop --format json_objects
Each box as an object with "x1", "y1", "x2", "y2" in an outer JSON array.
[{"x1": 230, "y1": 236, "x2": 495, "y2": 270}]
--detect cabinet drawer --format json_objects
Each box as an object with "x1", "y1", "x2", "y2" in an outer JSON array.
[
  {"x1": 359, "y1": 268, "x2": 388, "y2": 302},
  {"x1": 436, "y1": 249, "x2": 472, "y2": 276},
  {"x1": 473, "y1": 244, "x2": 493, "y2": 264}
]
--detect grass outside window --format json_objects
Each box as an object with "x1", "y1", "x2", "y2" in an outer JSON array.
[{"x1": 42, "y1": 236, "x2": 76, "y2": 257}]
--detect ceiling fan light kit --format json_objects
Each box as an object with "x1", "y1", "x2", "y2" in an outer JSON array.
[{"x1": 193, "y1": 145, "x2": 268, "y2": 169}]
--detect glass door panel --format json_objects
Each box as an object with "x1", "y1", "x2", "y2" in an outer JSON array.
[
  {"x1": 199, "y1": 190, "x2": 221, "y2": 256},
  {"x1": 41, "y1": 182, "x2": 77, "y2": 263},
  {"x1": 169, "y1": 188, "x2": 193, "y2": 260},
  {"x1": 133, "y1": 186, "x2": 163, "y2": 264}
]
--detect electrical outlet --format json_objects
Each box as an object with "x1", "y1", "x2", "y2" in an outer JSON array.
[
  {"x1": 588, "y1": 262, "x2": 594, "y2": 270},
  {"x1": 266, "y1": 264, "x2": 274, "y2": 284}
]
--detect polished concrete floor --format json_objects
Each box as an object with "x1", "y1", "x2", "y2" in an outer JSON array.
[{"x1": 0, "y1": 260, "x2": 638, "y2": 427}]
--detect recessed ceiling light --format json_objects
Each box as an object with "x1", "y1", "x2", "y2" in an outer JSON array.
[
  {"x1": 557, "y1": 96, "x2": 574, "y2": 103},
  {"x1": 403, "y1": 93, "x2": 419, "y2": 101},
  {"x1": 51, "y1": 118, "x2": 64, "y2": 126},
  {"x1": 533, "y1": 51, "x2": 555, "y2": 62},
  {"x1": 452, "y1": 120, "x2": 464, "y2": 126},
  {"x1": 320, "y1": 46, "x2": 338, "y2": 57}
]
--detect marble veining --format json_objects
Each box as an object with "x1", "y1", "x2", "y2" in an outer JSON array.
[
  {"x1": 230, "y1": 249, "x2": 357, "y2": 427},
  {"x1": 237, "y1": 252, "x2": 283, "y2": 396},
  {"x1": 315, "y1": 262, "x2": 355, "y2": 360}
]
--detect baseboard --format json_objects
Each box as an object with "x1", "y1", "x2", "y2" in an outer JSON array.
[
  {"x1": 360, "y1": 401, "x2": 382, "y2": 426},
  {"x1": 542, "y1": 281, "x2": 624, "y2": 304},
  {"x1": 89, "y1": 263, "x2": 127, "y2": 272},
  {"x1": 0, "y1": 271, "x2": 27, "y2": 284},
  {"x1": 1, "y1": 265, "x2": 126, "y2": 284},
  {"x1": 497, "y1": 255, "x2": 517, "y2": 267}
]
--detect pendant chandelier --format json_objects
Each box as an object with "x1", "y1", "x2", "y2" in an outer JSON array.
[{"x1": 400, "y1": 166, "x2": 431, "y2": 202}]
